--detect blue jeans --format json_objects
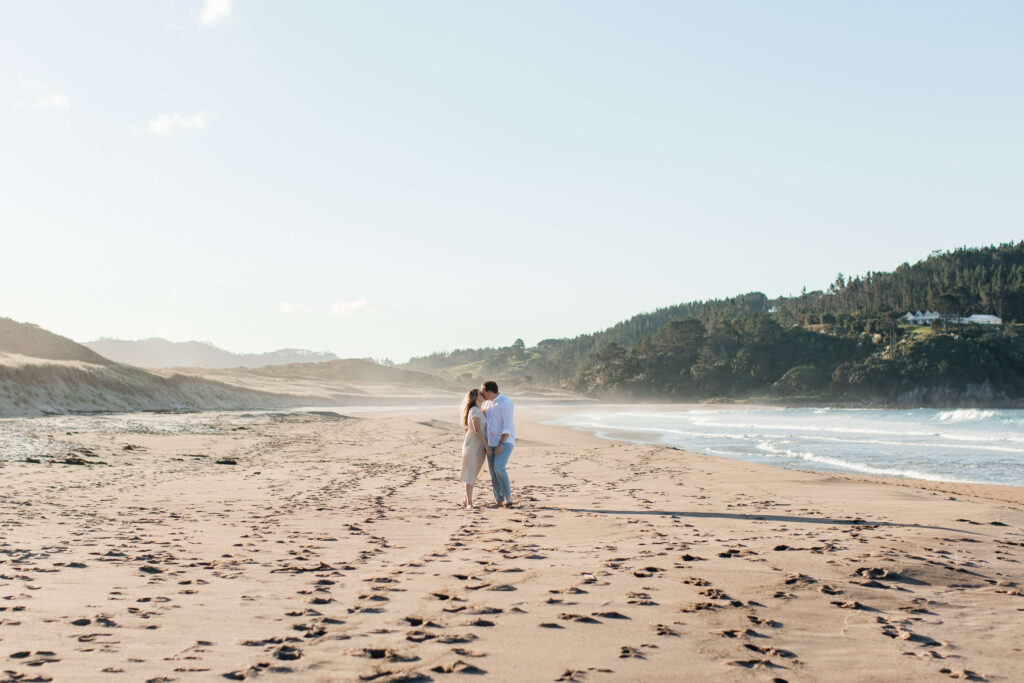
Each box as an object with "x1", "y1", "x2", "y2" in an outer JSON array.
[{"x1": 486, "y1": 443, "x2": 513, "y2": 503}]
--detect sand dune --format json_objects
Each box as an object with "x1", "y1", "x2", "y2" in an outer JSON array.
[
  {"x1": 0, "y1": 352, "x2": 310, "y2": 417},
  {"x1": 0, "y1": 317, "x2": 310, "y2": 417},
  {"x1": 0, "y1": 405, "x2": 1020, "y2": 681},
  {"x1": 0, "y1": 317, "x2": 466, "y2": 417},
  {"x1": 0, "y1": 317, "x2": 111, "y2": 365}
]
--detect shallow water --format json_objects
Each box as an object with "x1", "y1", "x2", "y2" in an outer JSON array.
[{"x1": 546, "y1": 406, "x2": 1024, "y2": 486}]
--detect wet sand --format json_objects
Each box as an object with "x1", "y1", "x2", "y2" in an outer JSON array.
[{"x1": 1, "y1": 406, "x2": 1022, "y2": 682}]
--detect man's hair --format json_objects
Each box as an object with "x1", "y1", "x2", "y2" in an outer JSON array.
[{"x1": 482, "y1": 380, "x2": 499, "y2": 394}]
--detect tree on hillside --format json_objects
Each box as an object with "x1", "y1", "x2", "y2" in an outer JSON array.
[
  {"x1": 877, "y1": 306, "x2": 903, "y2": 358},
  {"x1": 929, "y1": 292, "x2": 960, "y2": 330},
  {"x1": 404, "y1": 242, "x2": 1024, "y2": 391},
  {"x1": 511, "y1": 338, "x2": 526, "y2": 360}
]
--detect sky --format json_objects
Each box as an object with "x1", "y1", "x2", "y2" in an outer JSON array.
[{"x1": 1, "y1": 1, "x2": 1022, "y2": 362}]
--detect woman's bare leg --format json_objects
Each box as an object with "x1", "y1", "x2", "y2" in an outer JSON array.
[{"x1": 465, "y1": 483, "x2": 474, "y2": 508}]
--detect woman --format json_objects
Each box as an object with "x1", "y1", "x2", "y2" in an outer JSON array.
[{"x1": 458, "y1": 388, "x2": 488, "y2": 509}]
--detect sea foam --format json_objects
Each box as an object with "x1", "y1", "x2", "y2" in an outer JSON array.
[{"x1": 547, "y1": 406, "x2": 1024, "y2": 486}]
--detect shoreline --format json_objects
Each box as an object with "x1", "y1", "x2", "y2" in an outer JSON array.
[
  {"x1": 536, "y1": 403, "x2": 1024, "y2": 491},
  {"x1": 398, "y1": 404, "x2": 1024, "y2": 510},
  {"x1": 6, "y1": 401, "x2": 1021, "y2": 493},
  {"x1": 523, "y1": 406, "x2": 1024, "y2": 508}
]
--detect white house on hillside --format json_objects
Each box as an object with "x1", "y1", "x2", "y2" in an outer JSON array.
[
  {"x1": 964, "y1": 314, "x2": 1002, "y2": 325},
  {"x1": 904, "y1": 311, "x2": 942, "y2": 325},
  {"x1": 903, "y1": 310, "x2": 1002, "y2": 325}
]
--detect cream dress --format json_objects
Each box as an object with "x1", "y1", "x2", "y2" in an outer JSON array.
[{"x1": 460, "y1": 406, "x2": 487, "y2": 484}]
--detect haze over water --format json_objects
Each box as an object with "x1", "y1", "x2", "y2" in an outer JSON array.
[{"x1": 548, "y1": 407, "x2": 1024, "y2": 487}]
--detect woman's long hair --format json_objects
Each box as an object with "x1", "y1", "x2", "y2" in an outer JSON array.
[{"x1": 461, "y1": 388, "x2": 479, "y2": 429}]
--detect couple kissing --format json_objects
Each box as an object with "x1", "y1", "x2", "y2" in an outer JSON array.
[{"x1": 458, "y1": 380, "x2": 515, "y2": 510}]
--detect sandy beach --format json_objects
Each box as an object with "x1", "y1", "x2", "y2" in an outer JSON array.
[{"x1": 1, "y1": 405, "x2": 1022, "y2": 682}]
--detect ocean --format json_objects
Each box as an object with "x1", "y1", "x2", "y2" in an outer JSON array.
[{"x1": 545, "y1": 406, "x2": 1024, "y2": 487}]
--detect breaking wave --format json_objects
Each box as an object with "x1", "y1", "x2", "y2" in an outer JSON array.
[{"x1": 547, "y1": 406, "x2": 1024, "y2": 486}]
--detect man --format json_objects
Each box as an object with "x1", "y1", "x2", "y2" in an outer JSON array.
[{"x1": 480, "y1": 380, "x2": 515, "y2": 507}]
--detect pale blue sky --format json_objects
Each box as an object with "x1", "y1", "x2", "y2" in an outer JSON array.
[{"x1": 2, "y1": 1, "x2": 1021, "y2": 361}]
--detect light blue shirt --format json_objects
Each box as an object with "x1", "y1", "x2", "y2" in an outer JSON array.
[{"x1": 484, "y1": 393, "x2": 515, "y2": 448}]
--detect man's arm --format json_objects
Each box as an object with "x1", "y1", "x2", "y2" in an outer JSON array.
[{"x1": 495, "y1": 399, "x2": 512, "y2": 452}]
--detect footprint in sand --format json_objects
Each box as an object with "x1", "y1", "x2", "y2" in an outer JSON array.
[
  {"x1": 831, "y1": 600, "x2": 871, "y2": 611},
  {"x1": 619, "y1": 643, "x2": 656, "y2": 659},
  {"x1": 720, "y1": 628, "x2": 767, "y2": 639},
  {"x1": 350, "y1": 647, "x2": 419, "y2": 663},
  {"x1": 632, "y1": 566, "x2": 663, "y2": 578},
  {"x1": 558, "y1": 613, "x2": 601, "y2": 624},
  {"x1": 938, "y1": 667, "x2": 986, "y2": 681},
  {"x1": 274, "y1": 644, "x2": 302, "y2": 661},
  {"x1": 430, "y1": 659, "x2": 486, "y2": 674},
  {"x1": 625, "y1": 591, "x2": 657, "y2": 606},
  {"x1": 728, "y1": 658, "x2": 785, "y2": 671},
  {"x1": 680, "y1": 601, "x2": 722, "y2": 613},
  {"x1": 744, "y1": 643, "x2": 798, "y2": 660},
  {"x1": 406, "y1": 629, "x2": 437, "y2": 643},
  {"x1": 747, "y1": 615, "x2": 783, "y2": 628},
  {"x1": 555, "y1": 667, "x2": 615, "y2": 681},
  {"x1": 591, "y1": 611, "x2": 629, "y2": 620}
]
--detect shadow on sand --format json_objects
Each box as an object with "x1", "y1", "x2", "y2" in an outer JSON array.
[{"x1": 542, "y1": 508, "x2": 969, "y2": 533}]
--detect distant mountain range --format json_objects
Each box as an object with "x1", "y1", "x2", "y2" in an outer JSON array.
[{"x1": 84, "y1": 338, "x2": 338, "y2": 369}]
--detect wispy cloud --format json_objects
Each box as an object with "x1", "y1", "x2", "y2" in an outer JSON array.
[
  {"x1": 14, "y1": 77, "x2": 70, "y2": 109},
  {"x1": 279, "y1": 299, "x2": 373, "y2": 317},
  {"x1": 279, "y1": 302, "x2": 321, "y2": 315},
  {"x1": 199, "y1": 0, "x2": 232, "y2": 27},
  {"x1": 331, "y1": 299, "x2": 371, "y2": 317},
  {"x1": 132, "y1": 112, "x2": 215, "y2": 136}
]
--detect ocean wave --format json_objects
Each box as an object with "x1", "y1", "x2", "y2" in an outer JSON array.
[
  {"x1": 753, "y1": 441, "x2": 982, "y2": 483},
  {"x1": 780, "y1": 434, "x2": 1024, "y2": 454},
  {"x1": 547, "y1": 407, "x2": 1024, "y2": 486},
  {"x1": 688, "y1": 417, "x2": 1024, "y2": 444},
  {"x1": 569, "y1": 423, "x2": 1024, "y2": 454},
  {"x1": 555, "y1": 414, "x2": 1024, "y2": 450},
  {"x1": 936, "y1": 409, "x2": 998, "y2": 423}
]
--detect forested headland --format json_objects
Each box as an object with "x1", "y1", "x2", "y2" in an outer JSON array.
[{"x1": 402, "y1": 243, "x2": 1024, "y2": 406}]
